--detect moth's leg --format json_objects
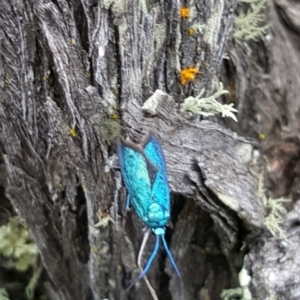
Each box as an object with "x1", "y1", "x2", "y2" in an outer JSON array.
[{"x1": 126, "y1": 194, "x2": 131, "y2": 210}]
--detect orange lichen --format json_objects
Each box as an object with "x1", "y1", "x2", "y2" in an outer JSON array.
[
  {"x1": 188, "y1": 28, "x2": 195, "y2": 35},
  {"x1": 180, "y1": 7, "x2": 190, "y2": 18},
  {"x1": 259, "y1": 133, "x2": 266, "y2": 140},
  {"x1": 180, "y1": 67, "x2": 200, "y2": 85}
]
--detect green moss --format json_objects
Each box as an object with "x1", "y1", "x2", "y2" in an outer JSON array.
[
  {"x1": 0, "y1": 288, "x2": 10, "y2": 300},
  {"x1": 102, "y1": 119, "x2": 121, "y2": 144},
  {"x1": 0, "y1": 217, "x2": 38, "y2": 268},
  {"x1": 0, "y1": 217, "x2": 41, "y2": 299}
]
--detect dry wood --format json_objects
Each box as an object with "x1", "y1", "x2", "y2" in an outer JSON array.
[{"x1": 1, "y1": 0, "x2": 300, "y2": 299}]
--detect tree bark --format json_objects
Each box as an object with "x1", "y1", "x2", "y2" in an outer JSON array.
[{"x1": 1, "y1": 0, "x2": 299, "y2": 300}]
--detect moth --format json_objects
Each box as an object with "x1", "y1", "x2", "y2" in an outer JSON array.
[{"x1": 117, "y1": 131, "x2": 181, "y2": 289}]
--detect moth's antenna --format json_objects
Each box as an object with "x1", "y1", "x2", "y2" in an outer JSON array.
[
  {"x1": 137, "y1": 229, "x2": 159, "y2": 300},
  {"x1": 126, "y1": 235, "x2": 160, "y2": 292},
  {"x1": 161, "y1": 235, "x2": 181, "y2": 279}
]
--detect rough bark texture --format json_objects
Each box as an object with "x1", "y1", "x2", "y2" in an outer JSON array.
[
  {"x1": 0, "y1": 0, "x2": 299, "y2": 300},
  {"x1": 226, "y1": 0, "x2": 300, "y2": 299}
]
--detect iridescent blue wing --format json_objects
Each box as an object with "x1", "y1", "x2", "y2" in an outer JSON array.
[
  {"x1": 118, "y1": 134, "x2": 181, "y2": 292},
  {"x1": 117, "y1": 139, "x2": 156, "y2": 222},
  {"x1": 142, "y1": 133, "x2": 170, "y2": 223}
]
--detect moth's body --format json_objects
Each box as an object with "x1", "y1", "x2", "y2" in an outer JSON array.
[
  {"x1": 117, "y1": 132, "x2": 181, "y2": 290},
  {"x1": 118, "y1": 133, "x2": 170, "y2": 229}
]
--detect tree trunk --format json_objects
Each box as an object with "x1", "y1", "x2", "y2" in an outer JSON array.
[{"x1": 1, "y1": 0, "x2": 299, "y2": 299}]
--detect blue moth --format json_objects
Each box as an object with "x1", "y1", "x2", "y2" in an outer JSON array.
[{"x1": 117, "y1": 132, "x2": 181, "y2": 289}]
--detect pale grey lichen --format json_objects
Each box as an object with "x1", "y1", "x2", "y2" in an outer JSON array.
[
  {"x1": 190, "y1": 23, "x2": 207, "y2": 35},
  {"x1": 257, "y1": 172, "x2": 267, "y2": 206},
  {"x1": 94, "y1": 211, "x2": 114, "y2": 228},
  {"x1": 234, "y1": 0, "x2": 269, "y2": 41},
  {"x1": 221, "y1": 257, "x2": 252, "y2": 300},
  {"x1": 257, "y1": 173, "x2": 290, "y2": 239},
  {"x1": 269, "y1": 293, "x2": 278, "y2": 300},
  {"x1": 221, "y1": 253, "x2": 279, "y2": 300},
  {"x1": 264, "y1": 198, "x2": 290, "y2": 239},
  {"x1": 181, "y1": 82, "x2": 238, "y2": 121},
  {"x1": 203, "y1": 0, "x2": 224, "y2": 49}
]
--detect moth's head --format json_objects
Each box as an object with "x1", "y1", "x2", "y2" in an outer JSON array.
[
  {"x1": 152, "y1": 227, "x2": 165, "y2": 236},
  {"x1": 147, "y1": 203, "x2": 169, "y2": 226}
]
